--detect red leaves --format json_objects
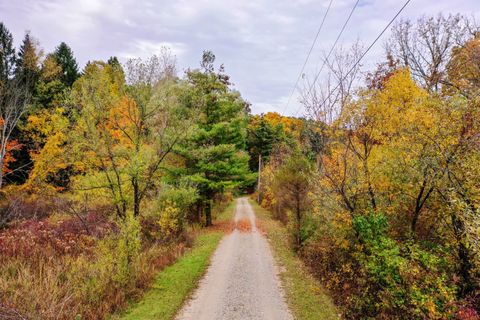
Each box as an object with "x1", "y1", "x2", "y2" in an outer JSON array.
[{"x1": 0, "y1": 213, "x2": 114, "y2": 258}]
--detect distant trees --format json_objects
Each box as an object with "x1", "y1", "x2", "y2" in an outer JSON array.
[
  {"x1": 273, "y1": 154, "x2": 313, "y2": 248},
  {"x1": 246, "y1": 114, "x2": 284, "y2": 171},
  {"x1": 54, "y1": 42, "x2": 79, "y2": 87},
  {"x1": 0, "y1": 24, "x2": 33, "y2": 189}
]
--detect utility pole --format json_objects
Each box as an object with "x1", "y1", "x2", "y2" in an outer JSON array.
[{"x1": 257, "y1": 154, "x2": 262, "y2": 203}]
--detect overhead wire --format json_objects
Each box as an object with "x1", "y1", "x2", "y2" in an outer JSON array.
[
  {"x1": 281, "y1": 0, "x2": 335, "y2": 116},
  {"x1": 291, "y1": 0, "x2": 413, "y2": 117}
]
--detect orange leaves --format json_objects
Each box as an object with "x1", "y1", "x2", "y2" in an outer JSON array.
[
  {"x1": 105, "y1": 96, "x2": 139, "y2": 148},
  {"x1": 2, "y1": 140, "x2": 22, "y2": 174}
]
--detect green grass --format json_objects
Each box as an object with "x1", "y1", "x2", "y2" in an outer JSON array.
[
  {"x1": 213, "y1": 200, "x2": 236, "y2": 222},
  {"x1": 249, "y1": 200, "x2": 341, "y2": 320},
  {"x1": 118, "y1": 202, "x2": 235, "y2": 320},
  {"x1": 118, "y1": 232, "x2": 223, "y2": 320}
]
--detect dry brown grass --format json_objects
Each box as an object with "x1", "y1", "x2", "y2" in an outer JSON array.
[{"x1": 0, "y1": 242, "x2": 188, "y2": 320}]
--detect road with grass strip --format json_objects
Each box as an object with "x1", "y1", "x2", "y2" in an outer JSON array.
[{"x1": 176, "y1": 197, "x2": 293, "y2": 320}]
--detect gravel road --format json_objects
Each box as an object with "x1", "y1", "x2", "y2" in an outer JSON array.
[{"x1": 176, "y1": 197, "x2": 293, "y2": 320}]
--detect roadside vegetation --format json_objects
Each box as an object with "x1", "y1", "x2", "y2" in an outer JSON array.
[
  {"x1": 118, "y1": 200, "x2": 235, "y2": 320},
  {"x1": 252, "y1": 14, "x2": 480, "y2": 320},
  {"x1": 251, "y1": 200, "x2": 339, "y2": 320},
  {"x1": 0, "y1": 20, "x2": 253, "y2": 319},
  {"x1": 118, "y1": 231, "x2": 223, "y2": 320}
]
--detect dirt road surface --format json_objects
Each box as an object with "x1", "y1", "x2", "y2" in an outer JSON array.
[{"x1": 176, "y1": 197, "x2": 293, "y2": 320}]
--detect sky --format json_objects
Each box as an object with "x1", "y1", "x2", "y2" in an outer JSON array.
[{"x1": 1, "y1": 0, "x2": 479, "y2": 115}]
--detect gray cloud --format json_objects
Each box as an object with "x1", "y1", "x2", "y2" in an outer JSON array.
[{"x1": 1, "y1": 0, "x2": 479, "y2": 115}]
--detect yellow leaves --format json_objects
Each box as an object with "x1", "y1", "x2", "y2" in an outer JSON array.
[
  {"x1": 41, "y1": 54, "x2": 62, "y2": 81},
  {"x1": 263, "y1": 112, "x2": 303, "y2": 137},
  {"x1": 157, "y1": 201, "x2": 182, "y2": 238},
  {"x1": 24, "y1": 108, "x2": 70, "y2": 191}
]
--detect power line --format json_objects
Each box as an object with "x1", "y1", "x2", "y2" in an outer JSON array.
[
  {"x1": 293, "y1": 0, "x2": 413, "y2": 118},
  {"x1": 303, "y1": 0, "x2": 360, "y2": 102},
  {"x1": 281, "y1": 0, "x2": 334, "y2": 116}
]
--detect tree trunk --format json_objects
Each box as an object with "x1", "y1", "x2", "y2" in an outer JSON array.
[
  {"x1": 411, "y1": 179, "x2": 434, "y2": 234},
  {"x1": 451, "y1": 213, "x2": 475, "y2": 296},
  {"x1": 196, "y1": 201, "x2": 203, "y2": 223},
  {"x1": 132, "y1": 177, "x2": 140, "y2": 217},
  {"x1": 0, "y1": 151, "x2": 5, "y2": 189},
  {"x1": 362, "y1": 148, "x2": 376, "y2": 211},
  {"x1": 205, "y1": 198, "x2": 212, "y2": 227}
]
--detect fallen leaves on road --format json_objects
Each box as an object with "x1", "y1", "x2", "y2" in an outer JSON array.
[{"x1": 235, "y1": 218, "x2": 252, "y2": 233}]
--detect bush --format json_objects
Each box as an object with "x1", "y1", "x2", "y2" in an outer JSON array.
[
  {"x1": 142, "y1": 185, "x2": 198, "y2": 242},
  {"x1": 158, "y1": 201, "x2": 183, "y2": 240},
  {"x1": 302, "y1": 213, "x2": 458, "y2": 319},
  {"x1": 0, "y1": 192, "x2": 58, "y2": 228}
]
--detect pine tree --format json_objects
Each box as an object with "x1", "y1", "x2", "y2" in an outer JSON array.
[
  {"x1": 0, "y1": 22, "x2": 16, "y2": 84},
  {"x1": 247, "y1": 115, "x2": 284, "y2": 171},
  {"x1": 53, "y1": 42, "x2": 79, "y2": 87},
  {"x1": 179, "y1": 51, "x2": 254, "y2": 226},
  {"x1": 16, "y1": 32, "x2": 41, "y2": 92}
]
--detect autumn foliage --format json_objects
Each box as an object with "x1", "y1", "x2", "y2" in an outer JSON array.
[{"x1": 257, "y1": 27, "x2": 480, "y2": 319}]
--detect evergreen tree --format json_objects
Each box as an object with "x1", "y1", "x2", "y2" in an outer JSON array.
[
  {"x1": 15, "y1": 32, "x2": 41, "y2": 92},
  {"x1": 247, "y1": 115, "x2": 284, "y2": 171},
  {"x1": 179, "y1": 51, "x2": 254, "y2": 226},
  {"x1": 53, "y1": 42, "x2": 79, "y2": 86},
  {"x1": 107, "y1": 56, "x2": 125, "y2": 78},
  {"x1": 0, "y1": 22, "x2": 16, "y2": 84},
  {"x1": 34, "y1": 54, "x2": 65, "y2": 109}
]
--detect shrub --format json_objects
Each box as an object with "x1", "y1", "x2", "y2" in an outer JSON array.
[
  {"x1": 142, "y1": 185, "x2": 198, "y2": 242},
  {"x1": 158, "y1": 201, "x2": 183, "y2": 239},
  {"x1": 302, "y1": 213, "x2": 458, "y2": 319}
]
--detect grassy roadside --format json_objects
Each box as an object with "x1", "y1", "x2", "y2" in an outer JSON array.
[
  {"x1": 249, "y1": 199, "x2": 341, "y2": 320},
  {"x1": 116, "y1": 201, "x2": 236, "y2": 320}
]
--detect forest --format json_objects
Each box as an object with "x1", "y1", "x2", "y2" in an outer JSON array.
[{"x1": 0, "y1": 12, "x2": 479, "y2": 320}]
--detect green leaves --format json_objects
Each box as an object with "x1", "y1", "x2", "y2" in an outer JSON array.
[{"x1": 176, "y1": 54, "x2": 253, "y2": 200}]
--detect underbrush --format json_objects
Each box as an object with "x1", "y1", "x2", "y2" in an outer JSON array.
[
  {"x1": 0, "y1": 190, "x2": 234, "y2": 320},
  {"x1": 0, "y1": 241, "x2": 186, "y2": 319},
  {"x1": 257, "y1": 192, "x2": 479, "y2": 319},
  {"x1": 299, "y1": 213, "x2": 479, "y2": 319},
  {"x1": 0, "y1": 194, "x2": 192, "y2": 319}
]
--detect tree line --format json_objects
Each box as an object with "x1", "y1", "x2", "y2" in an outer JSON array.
[
  {"x1": 256, "y1": 13, "x2": 480, "y2": 319},
  {"x1": 0, "y1": 21, "x2": 254, "y2": 319}
]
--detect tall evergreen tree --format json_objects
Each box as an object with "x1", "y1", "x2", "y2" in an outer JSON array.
[
  {"x1": 179, "y1": 51, "x2": 254, "y2": 226},
  {"x1": 0, "y1": 22, "x2": 16, "y2": 84},
  {"x1": 53, "y1": 42, "x2": 79, "y2": 87},
  {"x1": 15, "y1": 32, "x2": 41, "y2": 92}
]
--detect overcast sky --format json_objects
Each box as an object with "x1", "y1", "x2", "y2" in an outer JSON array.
[{"x1": 1, "y1": 0, "x2": 479, "y2": 115}]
